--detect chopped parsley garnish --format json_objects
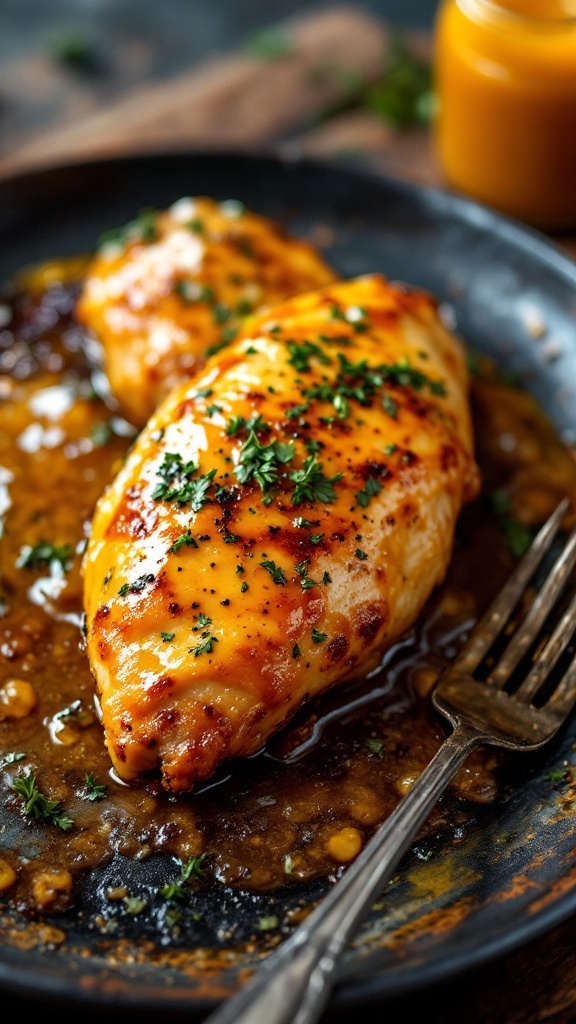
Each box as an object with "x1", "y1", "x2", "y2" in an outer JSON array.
[
  {"x1": 161, "y1": 631, "x2": 176, "y2": 642},
  {"x1": 292, "y1": 644, "x2": 301, "y2": 658},
  {"x1": 159, "y1": 853, "x2": 208, "y2": 902},
  {"x1": 291, "y1": 352, "x2": 445, "y2": 422},
  {"x1": 192, "y1": 612, "x2": 212, "y2": 630},
  {"x1": 152, "y1": 453, "x2": 216, "y2": 510},
  {"x1": 260, "y1": 560, "x2": 287, "y2": 585},
  {"x1": 289, "y1": 456, "x2": 343, "y2": 506},
  {"x1": 226, "y1": 413, "x2": 265, "y2": 437},
  {"x1": 355, "y1": 477, "x2": 383, "y2": 508},
  {"x1": 160, "y1": 880, "x2": 186, "y2": 902},
  {"x1": 355, "y1": 548, "x2": 368, "y2": 560},
  {"x1": 118, "y1": 573, "x2": 155, "y2": 597},
  {"x1": 286, "y1": 339, "x2": 332, "y2": 373},
  {"x1": 382, "y1": 394, "x2": 398, "y2": 419},
  {"x1": 240, "y1": 581, "x2": 249, "y2": 592},
  {"x1": 322, "y1": 571, "x2": 332, "y2": 585},
  {"x1": 98, "y1": 207, "x2": 158, "y2": 248},
  {"x1": 311, "y1": 628, "x2": 328, "y2": 644},
  {"x1": 257, "y1": 914, "x2": 279, "y2": 931},
  {"x1": 181, "y1": 853, "x2": 208, "y2": 880},
  {"x1": 234, "y1": 430, "x2": 295, "y2": 497},
  {"x1": 366, "y1": 738, "x2": 385, "y2": 758},
  {"x1": 187, "y1": 216, "x2": 205, "y2": 234},
  {"x1": 84, "y1": 772, "x2": 107, "y2": 801},
  {"x1": 189, "y1": 633, "x2": 219, "y2": 657},
  {"x1": 16, "y1": 541, "x2": 72, "y2": 572},
  {"x1": 295, "y1": 561, "x2": 318, "y2": 590},
  {"x1": 12, "y1": 774, "x2": 73, "y2": 830},
  {"x1": 169, "y1": 531, "x2": 199, "y2": 553}
]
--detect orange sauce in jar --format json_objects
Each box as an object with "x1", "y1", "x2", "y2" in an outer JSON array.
[{"x1": 433, "y1": 0, "x2": 576, "y2": 229}]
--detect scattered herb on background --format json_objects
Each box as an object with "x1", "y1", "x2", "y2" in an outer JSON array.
[
  {"x1": 50, "y1": 32, "x2": 103, "y2": 73},
  {"x1": 244, "y1": 27, "x2": 293, "y2": 61}
]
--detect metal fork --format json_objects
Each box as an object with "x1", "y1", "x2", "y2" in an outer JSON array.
[{"x1": 203, "y1": 496, "x2": 576, "y2": 1024}]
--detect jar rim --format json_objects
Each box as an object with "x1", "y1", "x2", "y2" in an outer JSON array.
[{"x1": 456, "y1": 0, "x2": 576, "y2": 27}]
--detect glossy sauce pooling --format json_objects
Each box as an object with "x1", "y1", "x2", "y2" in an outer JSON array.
[{"x1": 0, "y1": 266, "x2": 575, "y2": 918}]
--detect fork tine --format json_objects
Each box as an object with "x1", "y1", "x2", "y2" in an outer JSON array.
[
  {"x1": 452, "y1": 497, "x2": 570, "y2": 677},
  {"x1": 514, "y1": 588, "x2": 576, "y2": 702},
  {"x1": 547, "y1": 652, "x2": 576, "y2": 718},
  {"x1": 488, "y1": 512, "x2": 576, "y2": 687}
]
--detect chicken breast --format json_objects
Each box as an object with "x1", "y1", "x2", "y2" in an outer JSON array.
[
  {"x1": 75, "y1": 196, "x2": 337, "y2": 428},
  {"x1": 82, "y1": 273, "x2": 480, "y2": 793}
]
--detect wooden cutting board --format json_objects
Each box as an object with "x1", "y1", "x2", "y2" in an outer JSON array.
[{"x1": 1, "y1": 8, "x2": 576, "y2": 1023}]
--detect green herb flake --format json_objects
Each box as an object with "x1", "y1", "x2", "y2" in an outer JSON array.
[
  {"x1": 292, "y1": 643, "x2": 301, "y2": 659},
  {"x1": 311, "y1": 628, "x2": 328, "y2": 644},
  {"x1": 98, "y1": 207, "x2": 158, "y2": 248},
  {"x1": 12, "y1": 774, "x2": 73, "y2": 831},
  {"x1": 366, "y1": 738, "x2": 385, "y2": 758},
  {"x1": 355, "y1": 476, "x2": 383, "y2": 508},
  {"x1": 181, "y1": 853, "x2": 208, "y2": 881},
  {"x1": 245, "y1": 27, "x2": 293, "y2": 61},
  {"x1": 286, "y1": 339, "x2": 332, "y2": 373},
  {"x1": 257, "y1": 914, "x2": 279, "y2": 931},
  {"x1": 192, "y1": 612, "x2": 212, "y2": 631},
  {"x1": 152, "y1": 453, "x2": 216, "y2": 511},
  {"x1": 16, "y1": 541, "x2": 72, "y2": 572},
  {"x1": 84, "y1": 772, "x2": 107, "y2": 801},
  {"x1": 169, "y1": 531, "x2": 199, "y2": 553},
  {"x1": 160, "y1": 881, "x2": 186, "y2": 902},
  {"x1": 364, "y1": 32, "x2": 433, "y2": 130},
  {"x1": 118, "y1": 573, "x2": 155, "y2": 597},
  {"x1": 322, "y1": 571, "x2": 332, "y2": 586},
  {"x1": 187, "y1": 217, "x2": 205, "y2": 234},
  {"x1": 234, "y1": 430, "x2": 295, "y2": 495},
  {"x1": 383, "y1": 394, "x2": 398, "y2": 419},
  {"x1": 123, "y1": 896, "x2": 148, "y2": 915},
  {"x1": 189, "y1": 633, "x2": 219, "y2": 657},
  {"x1": 161, "y1": 631, "x2": 176, "y2": 643},
  {"x1": 290, "y1": 456, "x2": 343, "y2": 506},
  {"x1": 355, "y1": 548, "x2": 368, "y2": 560},
  {"x1": 260, "y1": 560, "x2": 287, "y2": 585}
]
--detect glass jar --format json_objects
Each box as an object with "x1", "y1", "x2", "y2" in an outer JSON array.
[{"x1": 433, "y1": 0, "x2": 576, "y2": 230}]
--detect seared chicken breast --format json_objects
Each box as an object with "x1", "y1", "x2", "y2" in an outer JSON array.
[
  {"x1": 75, "y1": 196, "x2": 337, "y2": 427},
  {"x1": 82, "y1": 273, "x2": 480, "y2": 793}
]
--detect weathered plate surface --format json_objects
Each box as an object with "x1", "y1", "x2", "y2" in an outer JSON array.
[{"x1": 1, "y1": 151, "x2": 576, "y2": 1020}]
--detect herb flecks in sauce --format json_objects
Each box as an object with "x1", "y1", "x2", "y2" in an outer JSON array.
[{"x1": 1, "y1": 263, "x2": 575, "y2": 934}]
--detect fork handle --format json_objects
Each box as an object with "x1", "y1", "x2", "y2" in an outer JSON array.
[{"x1": 203, "y1": 723, "x2": 484, "y2": 1024}]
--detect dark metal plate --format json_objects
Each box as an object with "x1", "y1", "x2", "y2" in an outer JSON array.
[{"x1": 1, "y1": 150, "x2": 576, "y2": 1020}]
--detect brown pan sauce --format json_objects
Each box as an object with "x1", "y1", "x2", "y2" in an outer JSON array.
[{"x1": 0, "y1": 261, "x2": 575, "y2": 922}]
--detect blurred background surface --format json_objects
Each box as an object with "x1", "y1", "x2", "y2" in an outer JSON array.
[{"x1": 0, "y1": 1, "x2": 440, "y2": 161}]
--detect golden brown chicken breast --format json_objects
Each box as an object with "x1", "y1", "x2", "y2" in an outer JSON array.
[
  {"x1": 75, "y1": 196, "x2": 337, "y2": 427},
  {"x1": 82, "y1": 273, "x2": 480, "y2": 793}
]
